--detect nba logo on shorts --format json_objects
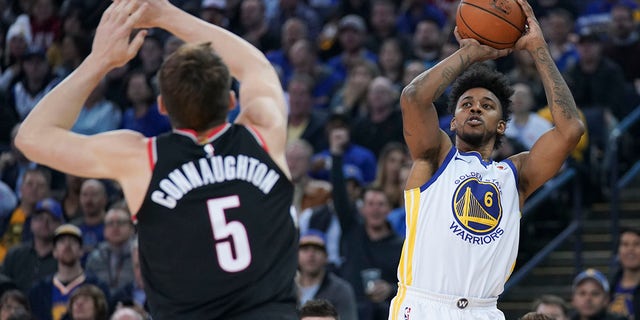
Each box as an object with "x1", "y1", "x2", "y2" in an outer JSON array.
[{"x1": 403, "y1": 306, "x2": 411, "y2": 320}]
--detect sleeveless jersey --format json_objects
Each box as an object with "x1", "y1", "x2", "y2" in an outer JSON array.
[
  {"x1": 395, "y1": 147, "x2": 520, "y2": 300},
  {"x1": 136, "y1": 124, "x2": 297, "y2": 319}
]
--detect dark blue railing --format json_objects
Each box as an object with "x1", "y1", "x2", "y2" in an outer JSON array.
[
  {"x1": 608, "y1": 105, "x2": 640, "y2": 256},
  {"x1": 502, "y1": 168, "x2": 582, "y2": 296}
]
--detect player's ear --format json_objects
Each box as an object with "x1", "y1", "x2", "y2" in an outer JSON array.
[
  {"x1": 450, "y1": 116, "x2": 457, "y2": 132},
  {"x1": 497, "y1": 119, "x2": 506, "y2": 135},
  {"x1": 228, "y1": 91, "x2": 237, "y2": 111},
  {"x1": 157, "y1": 95, "x2": 168, "y2": 115}
]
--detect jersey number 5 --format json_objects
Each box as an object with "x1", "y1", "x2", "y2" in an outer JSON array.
[{"x1": 207, "y1": 196, "x2": 251, "y2": 272}]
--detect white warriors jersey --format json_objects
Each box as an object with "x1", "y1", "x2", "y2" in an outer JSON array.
[{"x1": 396, "y1": 146, "x2": 521, "y2": 299}]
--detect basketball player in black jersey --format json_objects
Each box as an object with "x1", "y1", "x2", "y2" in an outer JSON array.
[{"x1": 15, "y1": 0, "x2": 298, "y2": 319}]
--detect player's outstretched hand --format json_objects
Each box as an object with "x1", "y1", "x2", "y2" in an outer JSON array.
[
  {"x1": 132, "y1": 0, "x2": 174, "y2": 30},
  {"x1": 514, "y1": 0, "x2": 546, "y2": 52},
  {"x1": 91, "y1": 0, "x2": 148, "y2": 70},
  {"x1": 454, "y1": 27, "x2": 512, "y2": 62}
]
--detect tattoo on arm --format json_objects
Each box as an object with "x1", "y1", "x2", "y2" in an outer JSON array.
[
  {"x1": 535, "y1": 47, "x2": 579, "y2": 120},
  {"x1": 433, "y1": 54, "x2": 472, "y2": 101}
]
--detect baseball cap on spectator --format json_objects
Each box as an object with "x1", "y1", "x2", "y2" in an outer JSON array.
[
  {"x1": 572, "y1": 268, "x2": 609, "y2": 293},
  {"x1": 34, "y1": 198, "x2": 64, "y2": 222},
  {"x1": 54, "y1": 224, "x2": 83, "y2": 245},
  {"x1": 299, "y1": 229, "x2": 327, "y2": 252},
  {"x1": 202, "y1": 0, "x2": 226, "y2": 10},
  {"x1": 343, "y1": 164, "x2": 364, "y2": 186},
  {"x1": 338, "y1": 14, "x2": 366, "y2": 33}
]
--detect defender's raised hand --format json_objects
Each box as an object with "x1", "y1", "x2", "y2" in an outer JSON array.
[{"x1": 91, "y1": 0, "x2": 148, "y2": 69}]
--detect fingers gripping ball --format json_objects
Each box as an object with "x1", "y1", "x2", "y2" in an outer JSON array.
[{"x1": 456, "y1": 0, "x2": 526, "y2": 49}]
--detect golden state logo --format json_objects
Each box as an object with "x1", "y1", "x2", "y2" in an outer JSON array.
[{"x1": 450, "y1": 177, "x2": 504, "y2": 244}]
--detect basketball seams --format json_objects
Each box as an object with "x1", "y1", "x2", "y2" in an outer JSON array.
[
  {"x1": 458, "y1": 7, "x2": 515, "y2": 47},
  {"x1": 460, "y1": 1, "x2": 525, "y2": 33}
]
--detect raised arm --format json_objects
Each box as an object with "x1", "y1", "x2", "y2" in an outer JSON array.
[
  {"x1": 15, "y1": 0, "x2": 148, "y2": 180},
  {"x1": 140, "y1": 0, "x2": 289, "y2": 175},
  {"x1": 401, "y1": 30, "x2": 511, "y2": 189},
  {"x1": 510, "y1": 0, "x2": 585, "y2": 199}
]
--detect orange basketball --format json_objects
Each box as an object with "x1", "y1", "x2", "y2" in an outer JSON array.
[{"x1": 456, "y1": 0, "x2": 527, "y2": 49}]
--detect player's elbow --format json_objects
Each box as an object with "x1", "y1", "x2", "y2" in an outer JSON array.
[
  {"x1": 14, "y1": 127, "x2": 38, "y2": 160},
  {"x1": 563, "y1": 118, "x2": 586, "y2": 145}
]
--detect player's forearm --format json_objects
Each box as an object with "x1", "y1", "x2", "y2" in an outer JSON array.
[
  {"x1": 532, "y1": 45, "x2": 585, "y2": 139},
  {"x1": 402, "y1": 46, "x2": 474, "y2": 105},
  {"x1": 159, "y1": 5, "x2": 273, "y2": 82}
]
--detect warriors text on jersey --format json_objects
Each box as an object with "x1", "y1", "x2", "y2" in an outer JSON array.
[
  {"x1": 136, "y1": 124, "x2": 297, "y2": 319},
  {"x1": 394, "y1": 147, "x2": 520, "y2": 302}
]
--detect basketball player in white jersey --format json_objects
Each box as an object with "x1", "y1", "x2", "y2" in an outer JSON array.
[{"x1": 388, "y1": 0, "x2": 585, "y2": 319}]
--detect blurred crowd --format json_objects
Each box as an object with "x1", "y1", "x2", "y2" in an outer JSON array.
[{"x1": 0, "y1": 0, "x2": 640, "y2": 319}]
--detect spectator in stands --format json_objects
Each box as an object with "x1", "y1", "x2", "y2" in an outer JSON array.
[
  {"x1": 540, "y1": 9, "x2": 579, "y2": 73},
  {"x1": 267, "y1": 17, "x2": 309, "y2": 85},
  {"x1": 136, "y1": 35, "x2": 164, "y2": 78},
  {"x1": 110, "y1": 238, "x2": 148, "y2": 316},
  {"x1": 7, "y1": 47, "x2": 61, "y2": 121},
  {"x1": 53, "y1": 34, "x2": 90, "y2": 79},
  {"x1": 335, "y1": 178, "x2": 402, "y2": 320},
  {"x1": 396, "y1": 0, "x2": 447, "y2": 35},
  {"x1": 29, "y1": 224, "x2": 109, "y2": 320},
  {"x1": 286, "y1": 139, "x2": 332, "y2": 216},
  {"x1": 269, "y1": 0, "x2": 321, "y2": 40},
  {"x1": 0, "y1": 182, "x2": 16, "y2": 220},
  {"x1": 532, "y1": 294, "x2": 570, "y2": 320},
  {"x1": 571, "y1": 268, "x2": 627, "y2": 320},
  {"x1": 563, "y1": 29, "x2": 628, "y2": 162},
  {"x1": 66, "y1": 284, "x2": 108, "y2": 320},
  {"x1": 287, "y1": 40, "x2": 341, "y2": 110},
  {"x1": 70, "y1": 78, "x2": 122, "y2": 136},
  {"x1": 366, "y1": 0, "x2": 407, "y2": 54},
  {"x1": 327, "y1": 15, "x2": 377, "y2": 82},
  {"x1": 297, "y1": 230, "x2": 357, "y2": 320},
  {"x1": 603, "y1": 4, "x2": 640, "y2": 85},
  {"x1": 377, "y1": 38, "x2": 407, "y2": 90},
  {"x1": 351, "y1": 76, "x2": 404, "y2": 157},
  {"x1": 329, "y1": 59, "x2": 379, "y2": 119},
  {"x1": 507, "y1": 50, "x2": 546, "y2": 108},
  {"x1": 85, "y1": 203, "x2": 134, "y2": 294},
  {"x1": 286, "y1": 73, "x2": 328, "y2": 150},
  {"x1": 310, "y1": 112, "x2": 377, "y2": 185},
  {"x1": 0, "y1": 167, "x2": 51, "y2": 262},
  {"x1": 505, "y1": 83, "x2": 553, "y2": 150},
  {"x1": 199, "y1": 0, "x2": 229, "y2": 28},
  {"x1": 0, "y1": 290, "x2": 31, "y2": 320},
  {"x1": 28, "y1": 0, "x2": 61, "y2": 51},
  {"x1": 2, "y1": 198, "x2": 61, "y2": 293},
  {"x1": 609, "y1": 227, "x2": 640, "y2": 319},
  {"x1": 1, "y1": 17, "x2": 31, "y2": 93},
  {"x1": 120, "y1": 70, "x2": 171, "y2": 137},
  {"x1": 521, "y1": 313, "x2": 554, "y2": 320},
  {"x1": 370, "y1": 142, "x2": 408, "y2": 210},
  {"x1": 409, "y1": 18, "x2": 443, "y2": 69},
  {"x1": 299, "y1": 299, "x2": 339, "y2": 320},
  {"x1": 76, "y1": 179, "x2": 107, "y2": 256},
  {"x1": 235, "y1": 0, "x2": 279, "y2": 53},
  {"x1": 110, "y1": 307, "x2": 144, "y2": 320}
]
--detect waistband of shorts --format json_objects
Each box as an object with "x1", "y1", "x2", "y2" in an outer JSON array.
[{"x1": 400, "y1": 284, "x2": 498, "y2": 309}]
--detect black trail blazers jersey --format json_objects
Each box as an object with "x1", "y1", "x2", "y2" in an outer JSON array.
[{"x1": 136, "y1": 124, "x2": 297, "y2": 319}]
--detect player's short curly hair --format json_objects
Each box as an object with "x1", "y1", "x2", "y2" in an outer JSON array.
[{"x1": 447, "y1": 63, "x2": 513, "y2": 150}]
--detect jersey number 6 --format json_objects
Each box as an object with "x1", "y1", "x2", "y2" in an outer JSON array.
[{"x1": 207, "y1": 196, "x2": 252, "y2": 272}]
